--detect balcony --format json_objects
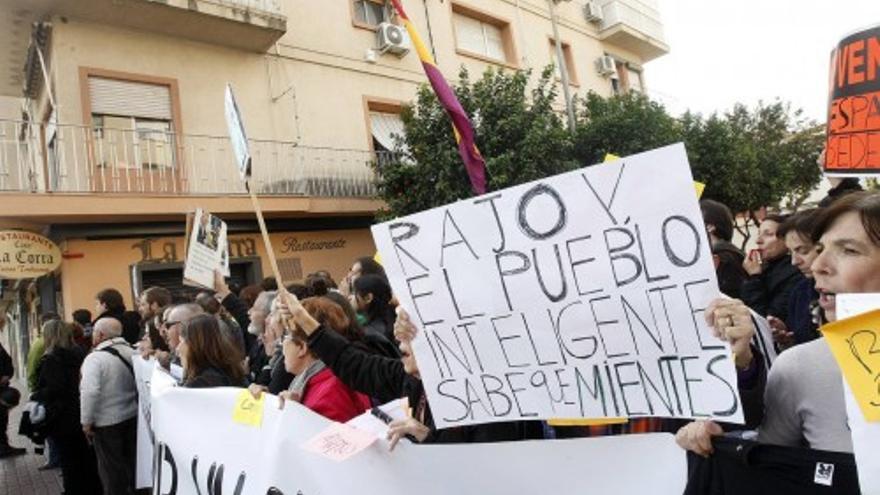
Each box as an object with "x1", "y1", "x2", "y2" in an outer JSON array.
[
  {"x1": 0, "y1": 119, "x2": 386, "y2": 199},
  {"x1": 4, "y1": 0, "x2": 286, "y2": 56},
  {"x1": 599, "y1": 0, "x2": 669, "y2": 62}
]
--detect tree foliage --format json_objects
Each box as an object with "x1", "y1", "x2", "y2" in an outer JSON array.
[
  {"x1": 375, "y1": 67, "x2": 576, "y2": 216},
  {"x1": 375, "y1": 69, "x2": 824, "y2": 226}
]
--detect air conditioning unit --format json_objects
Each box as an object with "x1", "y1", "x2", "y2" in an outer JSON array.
[
  {"x1": 376, "y1": 22, "x2": 410, "y2": 57},
  {"x1": 583, "y1": 1, "x2": 603, "y2": 23},
  {"x1": 596, "y1": 55, "x2": 617, "y2": 76}
]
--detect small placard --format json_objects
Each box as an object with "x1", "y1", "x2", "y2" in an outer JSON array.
[{"x1": 231, "y1": 390, "x2": 264, "y2": 427}]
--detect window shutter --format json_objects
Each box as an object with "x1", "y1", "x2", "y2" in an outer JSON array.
[
  {"x1": 89, "y1": 77, "x2": 172, "y2": 121},
  {"x1": 454, "y1": 13, "x2": 486, "y2": 55},
  {"x1": 369, "y1": 112, "x2": 408, "y2": 153}
]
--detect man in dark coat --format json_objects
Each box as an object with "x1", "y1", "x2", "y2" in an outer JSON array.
[
  {"x1": 701, "y1": 199, "x2": 749, "y2": 299},
  {"x1": 0, "y1": 318, "x2": 25, "y2": 458},
  {"x1": 93, "y1": 288, "x2": 142, "y2": 345}
]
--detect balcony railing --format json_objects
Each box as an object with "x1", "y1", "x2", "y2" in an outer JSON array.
[
  {"x1": 599, "y1": 0, "x2": 669, "y2": 60},
  {"x1": 0, "y1": 119, "x2": 388, "y2": 198}
]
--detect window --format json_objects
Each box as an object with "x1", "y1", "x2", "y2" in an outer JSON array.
[
  {"x1": 452, "y1": 5, "x2": 514, "y2": 65},
  {"x1": 548, "y1": 39, "x2": 578, "y2": 86},
  {"x1": 628, "y1": 68, "x2": 644, "y2": 93},
  {"x1": 88, "y1": 76, "x2": 175, "y2": 170},
  {"x1": 352, "y1": 0, "x2": 388, "y2": 28},
  {"x1": 365, "y1": 99, "x2": 410, "y2": 168},
  {"x1": 610, "y1": 60, "x2": 643, "y2": 95}
]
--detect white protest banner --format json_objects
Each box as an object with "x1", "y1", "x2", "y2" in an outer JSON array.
[
  {"x1": 371, "y1": 143, "x2": 743, "y2": 427},
  {"x1": 224, "y1": 84, "x2": 251, "y2": 182},
  {"x1": 133, "y1": 356, "x2": 156, "y2": 489},
  {"x1": 834, "y1": 294, "x2": 880, "y2": 495},
  {"x1": 150, "y1": 386, "x2": 687, "y2": 494}
]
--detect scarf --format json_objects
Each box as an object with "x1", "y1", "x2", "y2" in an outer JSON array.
[{"x1": 287, "y1": 360, "x2": 326, "y2": 402}]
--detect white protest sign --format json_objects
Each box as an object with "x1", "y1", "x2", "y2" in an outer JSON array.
[
  {"x1": 835, "y1": 294, "x2": 880, "y2": 495},
  {"x1": 224, "y1": 83, "x2": 251, "y2": 182},
  {"x1": 150, "y1": 386, "x2": 687, "y2": 494},
  {"x1": 371, "y1": 144, "x2": 743, "y2": 427},
  {"x1": 133, "y1": 356, "x2": 156, "y2": 489}
]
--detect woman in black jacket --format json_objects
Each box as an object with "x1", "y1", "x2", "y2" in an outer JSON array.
[
  {"x1": 279, "y1": 293, "x2": 543, "y2": 447},
  {"x1": 32, "y1": 320, "x2": 101, "y2": 494},
  {"x1": 352, "y1": 274, "x2": 401, "y2": 359},
  {"x1": 178, "y1": 315, "x2": 246, "y2": 388}
]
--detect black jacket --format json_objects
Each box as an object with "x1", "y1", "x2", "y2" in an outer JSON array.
[
  {"x1": 220, "y1": 293, "x2": 256, "y2": 354},
  {"x1": 713, "y1": 240, "x2": 748, "y2": 299},
  {"x1": 184, "y1": 367, "x2": 244, "y2": 389},
  {"x1": 0, "y1": 342, "x2": 12, "y2": 380},
  {"x1": 362, "y1": 319, "x2": 401, "y2": 359},
  {"x1": 94, "y1": 309, "x2": 142, "y2": 346},
  {"x1": 741, "y1": 255, "x2": 803, "y2": 320},
  {"x1": 31, "y1": 347, "x2": 85, "y2": 436},
  {"x1": 309, "y1": 325, "x2": 544, "y2": 444}
]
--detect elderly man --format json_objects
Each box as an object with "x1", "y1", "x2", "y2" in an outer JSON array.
[
  {"x1": 246, "y1": 291, "x2": 276, "y2": 383},
  {"x1": 80, "y1": 318, "x2": 137, "y2": 495}
]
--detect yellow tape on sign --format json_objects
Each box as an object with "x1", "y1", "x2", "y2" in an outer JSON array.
[
  {"x1": 605, "y1": 152, "x2": 706, "y2": 198},
  {"x1": 821, "y1": 309, "x2": 880, "y2": 422},
  {"x1": 547, "y1": 417, "x2": 628, "y2": 427},
  {"x1": 232, "y1": 389, "x2": 265, "y2": 427}
]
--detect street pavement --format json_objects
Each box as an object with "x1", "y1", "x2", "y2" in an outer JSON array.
[{"x1": 0, "y1": 378, "x2": 63, "y2": 495}]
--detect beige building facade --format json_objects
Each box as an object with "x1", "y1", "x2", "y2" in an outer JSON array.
[{"x1": 0, "y1": 0, "x2": 666, "y2": 373}]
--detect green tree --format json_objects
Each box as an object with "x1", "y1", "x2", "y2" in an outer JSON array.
[
  {"x1": 571, "y1": 91, "x2": 682, "y2": 164},
  {"x1": 684, "y1": 101, "x2": 824, "y2": 245},
  {"x1": 375, "y1": 67, "x2": 576, "y2": 217}
]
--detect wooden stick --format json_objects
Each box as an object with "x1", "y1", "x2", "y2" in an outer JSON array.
[{"x1": 248, "y1": 183, "x2": 284, "y2": 286}]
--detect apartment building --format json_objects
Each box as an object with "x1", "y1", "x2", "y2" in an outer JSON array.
[{"x1": 0, "y1": 0, "x2": 667, "y2": 370}]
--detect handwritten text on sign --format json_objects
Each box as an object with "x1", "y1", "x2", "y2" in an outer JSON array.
[{"x1": 371, "y1": 144, "x2": 743, "y2": 428}]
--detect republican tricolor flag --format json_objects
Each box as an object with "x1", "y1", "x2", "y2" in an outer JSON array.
[{"x1": 390, "y1": 0, "x2": 487, "y2": 195}]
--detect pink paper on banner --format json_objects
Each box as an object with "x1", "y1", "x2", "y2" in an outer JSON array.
[{"x1": 301, "y1": 423, "x2": 377, "y2": 462}]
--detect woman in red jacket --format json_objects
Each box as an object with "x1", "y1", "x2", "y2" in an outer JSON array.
[{"x1": 277, "y1": 297, "x2": 371, "y2": 423}]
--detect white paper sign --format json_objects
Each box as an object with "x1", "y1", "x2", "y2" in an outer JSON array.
[
  {"x1": 224, "y1": 83, "x2": 251, "y2": 182},
  {"x1": 371, "y1": 144, "x2": 743, "y2": 427},
  {"x1": 183, "y1": 208, "x2": 228, "y2": 289},
  {"x1": 836, "y1": 293, "x2": 880, "y2": 495},
  {"x1": 149, "y1": 387, "x2": 687, "y2": 494}
]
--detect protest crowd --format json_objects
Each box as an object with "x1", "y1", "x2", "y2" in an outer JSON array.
[{"x1": 0, "y1": 177, "x2": 875, "y2": 493}]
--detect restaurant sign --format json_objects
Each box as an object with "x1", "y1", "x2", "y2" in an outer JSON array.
[{"x1": 0, "y1": 231, "x2": 62, "y2": 279}]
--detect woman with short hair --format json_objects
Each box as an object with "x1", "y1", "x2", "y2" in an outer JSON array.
[{"x1": 677, "y1": 191, "x2": 880, "y2": 456}]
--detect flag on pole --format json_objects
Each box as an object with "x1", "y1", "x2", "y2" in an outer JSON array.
[{"x1": 389, "y1": 0, "x2": 487, "y2": 195}]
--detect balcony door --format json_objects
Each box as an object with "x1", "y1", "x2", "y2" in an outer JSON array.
[{"x1": 87, "y1": 75, "x2": 183, "y2": 193}]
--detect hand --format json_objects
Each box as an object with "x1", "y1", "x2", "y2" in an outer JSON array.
[
  {"x1": 386, "y1": 417, "x2": 430, "y2": 451},
  {"x1": 705, "y1": 298, "x2": 755, "y2": 369},
  {"x1": 743, "y1": 251, "x2": 762, "y2": 276},
  {"x1": 82, "y1": 424, "x2": 95, "y2": 444},
  {"x1": 393, "y1": 307, "x2": 418, "y2": 343},
  {"x1": 248, "y1": 384, "x2": 267, "y2": 400},
  {"x1": 0, "y1": 376, "x2": 10, "y2": 387},
  {"x1": 675, "y1": 420, "x2": 723, "y2": 457},
  {"x1": 155, "y1": 350, "x2": 171, "y2": 370},
  {"x1": 214, "y1": 270, "x2": 230, "y2": 300},
  {"x1": 276, "y1": 290, "x2": 319, "y2": 335},
  {"x1": 767, "y1": 316, "x2": 794, "y2": 348},
  {"x1": 276, "y1": 390, "x2": 302, "y2": 410}
]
